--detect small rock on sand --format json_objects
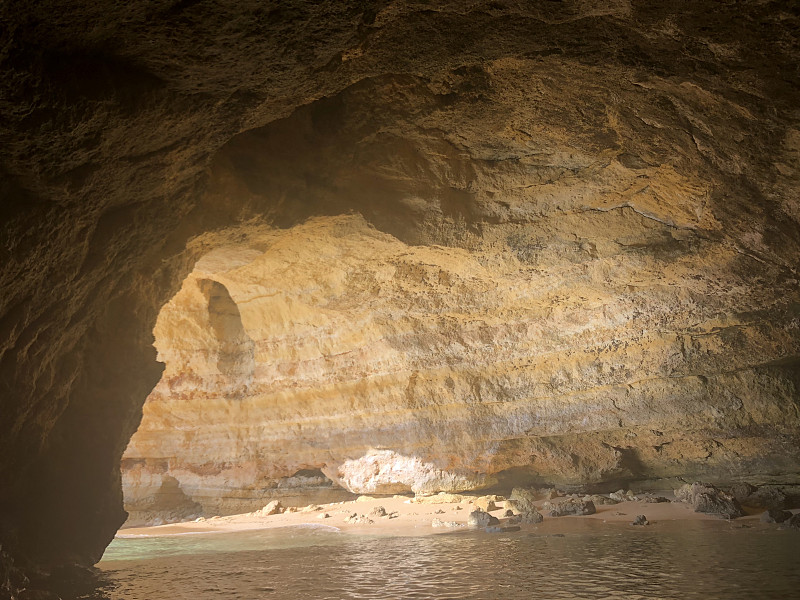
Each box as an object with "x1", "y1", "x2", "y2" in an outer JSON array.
[
  {"x1": 609, "y1": 490, "x2": 632, "y2": 502},
  {"x1": 369, "y1": 506, "x2": 387, "y2": 517},
  {"x1": 432, "y1": 518, "x2": 463, "y2": 528},
  {"x1": 318, "y1": 513, "x2": 330, "y2": 519},
  {"x1": 643, "y1": 495, "x2": 670, "y2": 503},
  {"x1": 345, "y1": 513, "x2": 374, "y2": 525},
  {"x1": 257, "y1": 501, "x2": 283, "y2": 516},
  {"x1": 632, "y1": 515, "x2": 649, "y2": 526}
]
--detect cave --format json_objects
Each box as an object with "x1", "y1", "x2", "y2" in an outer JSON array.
[{"x1": 1, "y1": 1, "x2": 799, "y2": 598}]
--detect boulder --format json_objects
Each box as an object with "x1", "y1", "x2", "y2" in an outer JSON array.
[
  {"x1": 258, "y1": 500, "x2": 283, "y2": 516},
  {"x1": 468, "y1": 509, "x2": 500, "y2": 527},
  {"x1": 609, "y1": 489, "x2": 629, "y2": 502},
  {"x1": 674, "y1": 482, "x2": 744, "y2": 519},
  {"x1": 729, "y1": 482, "x2": 757, "y2": 504},
  {"x1": 508, "y1": 488, "x2": 540, "y2": 513},
  {"x1": 784, "y1": 514, "x2": 800, "y2": 530},
  {"x1": 549, "y1": 499, "x2": 597, "y2": 517},
  {"x1": 632, "y1": 515, "x2": 649, "y2": 526},
  {"x1": 584, "y1": 494, "x2": 619, "y2": 506},
  {"x1": 517, "y1": 509, "x2": 544, "y2": 524},
  {"x1": 474, "y1": 496, "x2": 497, "y2": 512}
]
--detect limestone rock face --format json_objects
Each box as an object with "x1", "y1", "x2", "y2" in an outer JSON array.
[
  {"x1": 124, "y1": 211, "x2": 799, "y2": 519},
  {"x1": 0, "y1": 0, "x2": 799, "y2": 582}
]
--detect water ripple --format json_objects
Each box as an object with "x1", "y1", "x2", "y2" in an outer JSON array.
[{"x1": 94, "y1": 522, "x2": 800, "y2": 600}]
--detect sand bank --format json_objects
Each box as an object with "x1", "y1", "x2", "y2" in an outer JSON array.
[{"x1": 117, "y1": 491, "x2": 774, "y2": 539}]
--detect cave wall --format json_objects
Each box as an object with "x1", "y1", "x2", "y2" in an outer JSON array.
[
  {"x1": 0, "y1": 0, "x2": 798, "y2": 578},
  {"x1": 124, "y1": 212, "x2": 800, "y2": 523}
]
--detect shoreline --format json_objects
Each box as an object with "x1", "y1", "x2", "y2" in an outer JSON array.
[{"x1": 116, "y1": 492, "x2": 780, "y2": 539}]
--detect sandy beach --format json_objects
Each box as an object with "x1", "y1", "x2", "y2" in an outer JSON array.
[{"x1": 117, "y1": 491, "x2": 775, "y2": 539}]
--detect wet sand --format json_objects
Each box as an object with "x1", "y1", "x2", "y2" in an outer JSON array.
[{"x1": 117, "y1": 492, "x2": 770, "y2": 539}]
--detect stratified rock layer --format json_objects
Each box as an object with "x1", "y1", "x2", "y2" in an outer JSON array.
[
  {"x1": 123, "y1": 212, "x2": 800, "y2": 518},
  {"x1": 0, "y1": 0, "x2": 798, "y2": 581}
]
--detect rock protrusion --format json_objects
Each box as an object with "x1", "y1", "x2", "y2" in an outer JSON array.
[{"x1": 674, "y1": 482, "x2": 744, "y2": 519}]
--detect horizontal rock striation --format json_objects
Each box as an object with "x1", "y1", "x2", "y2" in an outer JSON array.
[
  {"x1": 124, "y1": 210, "x2": 800, "y2": 517},
  {"x1": 0, "y1": 0, "x2": 798, "y2": 584}
]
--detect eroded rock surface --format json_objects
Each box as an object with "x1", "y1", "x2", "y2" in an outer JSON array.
[
  {"x1": 0, "y1": 0, "x2": 799, "y2": 583},
  {"x1": 124, "y1": 208, "x2": 800, "y2": 519}
]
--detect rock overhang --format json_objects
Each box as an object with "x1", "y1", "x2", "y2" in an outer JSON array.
[{"x1": 0, "y1": 0, "x2": 797, "y2": 581}]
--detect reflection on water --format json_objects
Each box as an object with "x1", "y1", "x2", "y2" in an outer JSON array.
[{"x1": 93, "y1": 521, "x2": 799, "y2": 599}]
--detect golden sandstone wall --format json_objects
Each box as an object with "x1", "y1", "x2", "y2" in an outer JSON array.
[{"x1": 123, "y1": 211, "x2": 800, "y2": 520}]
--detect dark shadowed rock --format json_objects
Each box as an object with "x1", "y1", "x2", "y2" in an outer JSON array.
[
  {"x1": 508, "y1": 488, "x2": 540, "y2": 513},
  {"x1": 584, "y1": 494, "x2": 620, "y2": 505},
  {"x1": 781, "y1": 514, "x2": 800, "y2": 530},
  {"x1": 760, "y1": 509, "x2": 792, "y2": 524},
  {"x1": 743, "y1": 486, "x2": 789, "y2": 510},
  {"x1": 517, "y1": 509, "x2": 544, "y2": 524},
  {"x1": 632, "y1": 515, "x2": 649, "y2": 526},
  {"x1": 643, "y1": 495, "x2": 670, "y2": 504},
  {"x1": 675, "y1": 483, "x2": 744, "y2": 519},
  {"x1": 729, "y1": 483, "x2": 757, "y2": 504},
  {"x1": 549, "y1": 499, "x2": 597, "y2": 517}
]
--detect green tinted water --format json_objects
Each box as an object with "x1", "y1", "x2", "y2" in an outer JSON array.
[{"x1": 96, "y1": 521, "x2": 800, "y2": 599}]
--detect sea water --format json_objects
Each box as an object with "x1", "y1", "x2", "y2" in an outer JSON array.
[{"x1": 93, "y1": 521, "x2": 799, "y2": 599}]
